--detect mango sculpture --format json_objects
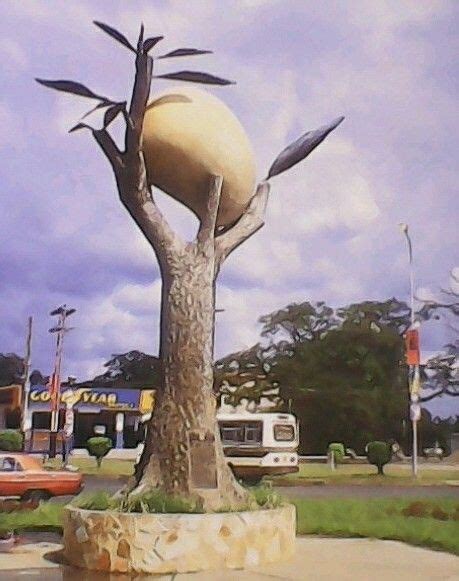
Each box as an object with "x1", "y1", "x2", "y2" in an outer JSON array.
[{"x1": 142, "y1": 87, "x2": 256, "y2": 228}]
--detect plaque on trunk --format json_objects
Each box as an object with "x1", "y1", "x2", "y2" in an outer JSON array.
[{"x1": 188, "y1": 431, "x2": 218, "y2": 489}]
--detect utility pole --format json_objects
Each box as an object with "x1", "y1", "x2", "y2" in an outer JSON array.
[
  {"x1": 48, "y1": 305, "x2": 76, "y2": 458},
  {"x1": 399, "y1": 224, "x2": 420, "y2": 478},
  {"x1": 21, "y1": 316, "x2": 33, "y2": 451}
]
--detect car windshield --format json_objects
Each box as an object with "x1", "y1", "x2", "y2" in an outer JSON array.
[{"x1": 0, "y1": 457, "x2": 22, "y2": 472}]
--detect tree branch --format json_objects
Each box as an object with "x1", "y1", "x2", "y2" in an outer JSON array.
[
  {"x1": 197, "y1": 175, "x2": 223, "y2": 246},
  {"x1": 420, "y1": 388, "x2": 459, "y2": 403},
  {"x1": 115, "y1": 39, "x2": 185, "y2": 261},
  {"x1": 126, "y1": 50, "x2": 152, "y2": 153},
  {"x1": 93, "y1": 128, "x2": 124, "y2": 172},
  {"x1": 216, "y1": 181, "x2": 270, "y2": 264},
  {"x1": 120, "y1": 192, "x2": 183, "y2": 263}
]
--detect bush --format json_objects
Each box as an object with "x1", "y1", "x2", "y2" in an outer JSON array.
[
  {"x1": 328, "y1": 442, "x2": 345, "y2": 464},
  {"x1": 250, "y1": 484, "x2": 283, "y2": 510},
  {"x1": 0, "y1": 430, "x2": 23, "y2": 452},
  {"x1": 401, "y1": 501, "x2": 429, "y2": 518},
  {"x1": 366, "y1": 441, "x2": 392, "y2": 475},
  {"x1": 86, "y1": 437, "x2": 112, "y2": 469}
]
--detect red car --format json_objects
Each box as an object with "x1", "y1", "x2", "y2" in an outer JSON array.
[{"x1": 0, "y1": 453, "x2": 83, "y2": 501}]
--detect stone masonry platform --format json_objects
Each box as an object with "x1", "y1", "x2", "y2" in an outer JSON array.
[{"x1": 63, "y1": 503, "x2": 296, "y2": 575}]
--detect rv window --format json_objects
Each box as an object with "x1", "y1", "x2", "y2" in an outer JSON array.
[
  {"x1": 245, "y1": 425, "x2": 262, "y2": 442},
  {"x1": 219, "y1": 421, "x2": 262, "y2": 444},
  {"x1": 274, "y1": 424, "x2": 295, "y2": 441},
  {"x1": 220, "y1": 426, "x2": 244, "y2": 443}
]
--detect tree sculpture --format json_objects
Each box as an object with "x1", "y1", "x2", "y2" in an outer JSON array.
[{"x1": 37, "y1": 21, "x2": 343, "y2": 510}]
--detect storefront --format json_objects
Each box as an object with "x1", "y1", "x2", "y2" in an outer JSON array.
[{"x1": 27, "y1": 385, "x2": 155, "y2": 449}]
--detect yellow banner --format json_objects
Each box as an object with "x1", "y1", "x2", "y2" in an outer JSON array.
[{"x1": 139, "y1": 390, "x2": 155, "y2": 414}]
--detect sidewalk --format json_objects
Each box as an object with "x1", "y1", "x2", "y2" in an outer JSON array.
[{"x1": 0, "y1": 537, "x2": 458, "y2": 580}]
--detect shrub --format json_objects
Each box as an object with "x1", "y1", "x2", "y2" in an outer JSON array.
[
  {"x1": 0, "y1": 500, "x2": 38, "y2": 513},
  {"x1": 366, "y1": 441, "x2": 392, "y2": 475},
  {"x1": 250, "y1": 484, "x2": 283, "y2": 510},
  {"x1": 86, "y1": 437, "x2": 112, "y2": 469},
  {"x1": 0, "y1": 528, "x2": 13, "y2": 540},
  {"x1": 328, "y1": 442, "x2": 345, "y2": 464},
  {"x1": 431, "y1": 506, "x2": 449, "y2": 521},
  {"x1": 0, "y1": 430, "x2": 23, "y2": 452},
  {"x1": 401, "y1": 501, "x2": 429, "y2": 518}
]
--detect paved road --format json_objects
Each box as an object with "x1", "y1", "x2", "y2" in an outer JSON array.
[{"x1": 67, "y1": 475, "x2": 459, "y2": 501}]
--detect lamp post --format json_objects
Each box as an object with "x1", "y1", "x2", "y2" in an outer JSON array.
[
  {"x1": 20, "y1": 316, "x2": 33, "y2": 451},
  {"x1": 48, "y1": 305, "x2": 76, "y2": 458},
  {"x1": 399, "y1": 223, "x2": 420, "y2": 477}
]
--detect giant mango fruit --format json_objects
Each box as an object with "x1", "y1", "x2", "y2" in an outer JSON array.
[{"x1": 142, "y1": 87, "x2": 256, "y2": 228}]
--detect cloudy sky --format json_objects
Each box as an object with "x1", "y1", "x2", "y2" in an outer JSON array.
[{"x1": 0, "y1": 1, "x2": 457, "y2": 413}]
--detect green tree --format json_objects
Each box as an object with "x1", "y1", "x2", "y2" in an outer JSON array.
[
  {"x1": 259, "y1": 301, "x2": 338, "y2": 348},
  {"x1": 273, "y1": 300, "x2": 409, "y2": 453},
  {"x1": 366, "y1": 441, "x2": 392, "y2": 475},
  {"x1": 337, "y1": 298, "x2": 411, "y2": 334},
  {"x1": 214, "y1": 344, "x2": 281, "y2": 411},
  {"x1": 87, "y1": 436, "x2": 113, "y2": 469}
]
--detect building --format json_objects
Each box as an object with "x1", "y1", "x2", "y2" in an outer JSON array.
[
  {"x1": 0, "y1": 384, "x2": 22, "y2": 430},
  {"x1": 26, "y1": 384, "x2": 155, "y2": 450}
]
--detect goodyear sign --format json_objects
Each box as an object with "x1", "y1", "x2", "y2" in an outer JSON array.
[{"x1": 29, "y1": 386, "x2": 155, "y2": 412}]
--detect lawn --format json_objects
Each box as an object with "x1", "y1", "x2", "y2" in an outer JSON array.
[
  {"x1": 47, "y1": 458, "x2": 459, "y2": 485},
  {"x1": 273, "y1": 462, "x2": 459, "y2": 486},
  {"x1": 1, "y1": 497, "x2": 458, "y2": 556},
  {"x1": 294, "y1": 497, "x2": 459, "y2": 555}
]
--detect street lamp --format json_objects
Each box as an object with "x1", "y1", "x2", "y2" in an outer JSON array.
[
  {"x1": 399, "y1": 223, "x2": 420, "y2": 477},
  {"x1": 48, "y1": 304, "x2": 76, "y2": 458}
]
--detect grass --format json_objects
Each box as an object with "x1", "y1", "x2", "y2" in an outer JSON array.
[
  {"x1": 73, "y1": 489, "x2": 203, "y2": 514},
  {"x1": 44, "y1": 457, "x2": 459, "y2": 487},
  {"x1": 0, "y1": 502, "x2": 64, "y2": 534},
  {"x1": 73, "y1": 484, "x2": 283, "y2": 514},
  {"x1": 1, "y1": 496, "x2": 458, "y2": 555},
  {"x1": 294, "y1": 497, "x2": 459, "y2": 555},
  {"x1": 273, "y1": 462, "x2": 459, "y2": 486}
]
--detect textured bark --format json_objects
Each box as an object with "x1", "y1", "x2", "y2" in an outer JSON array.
[
  {"x1": 92, "y1": 47, "x2": 269, "y2": 510},
  {"x1": 132, "y1": 241, "x2": 248, "y2": 509}
]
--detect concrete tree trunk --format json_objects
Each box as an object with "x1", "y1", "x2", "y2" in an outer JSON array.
[{"x1": 132, "y1": 221, "x2": 250, "y2": 509}]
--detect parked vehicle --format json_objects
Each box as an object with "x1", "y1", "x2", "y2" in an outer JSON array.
[
  {"x1": 219, "y1": 412, "x2": 299, "y2": 485},
  {"x1": 423, "y1": 443, "x2": 444, "y2": 461},
  {"x1": 0, "y1": 453, "x2": 83, "y2": 501},
  {"x1": 136, "y1": 412, "x2": 299, "y2": 485}
]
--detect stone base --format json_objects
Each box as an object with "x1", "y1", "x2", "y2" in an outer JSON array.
[{"x1": 63, "y1": 504, "x2": 296, "y2": 574}]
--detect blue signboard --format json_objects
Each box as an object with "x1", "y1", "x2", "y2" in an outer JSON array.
[{"x1": 29, "y1": 385, "x2": 144, "y2": 411}]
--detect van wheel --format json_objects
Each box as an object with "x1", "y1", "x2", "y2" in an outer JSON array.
[{"x1": 22, "y1": 490, "x2": 51, "y2": 502}]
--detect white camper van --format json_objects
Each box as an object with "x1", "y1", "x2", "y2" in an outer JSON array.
[
  {"x1": 137, "y1": 411, "x2": 299, "y2": 485},
  {"x1": 218, "y1": 412, "x2": 299, "y2": 484}
]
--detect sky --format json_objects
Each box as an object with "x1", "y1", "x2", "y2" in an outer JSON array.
[{"x1": 0, "y1": 1, "x2": 457, "y2": 415}]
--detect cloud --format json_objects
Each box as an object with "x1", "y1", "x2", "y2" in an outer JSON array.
[{"x1": 0, "y1": 0, "x2": 457, "y2": 402}]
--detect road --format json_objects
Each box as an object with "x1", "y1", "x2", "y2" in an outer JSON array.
[{"x1": 56, "y1": 475, "x2": 459, "y2": 501}]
